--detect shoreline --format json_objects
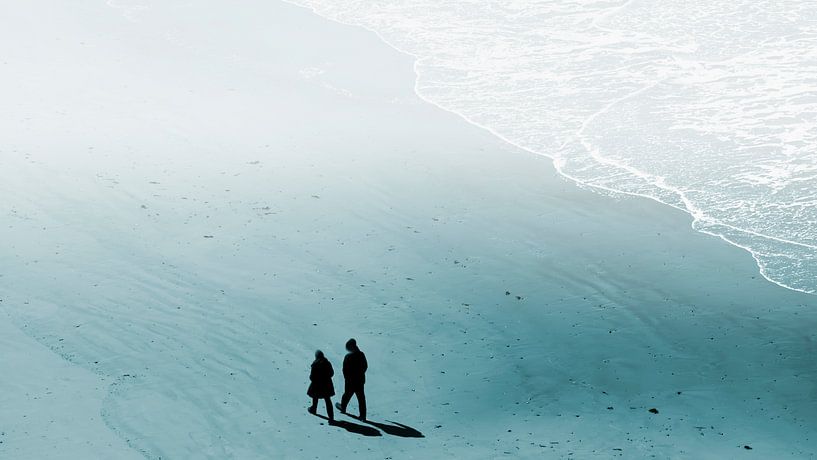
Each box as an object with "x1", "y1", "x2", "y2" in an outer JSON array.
[
  {"x1": 284, "y1": 0, "x2": 817, "y2": 297},
  {"x1": 1, "y1": 1, "x2": 816, "y2": 458}
]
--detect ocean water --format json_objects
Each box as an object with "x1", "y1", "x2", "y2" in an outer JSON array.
[
  {"x1": 4, "y1": 2, "x2": 817, "y2": 457},
  {"x1": 287, "y1": 0, "x2": 817, "y2": 294}
]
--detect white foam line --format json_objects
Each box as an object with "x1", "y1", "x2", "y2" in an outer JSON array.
[
  {"x1": 281, "y1": 0, "x2": 816, "y2": 296},
  {"x1": 573, "y1": 80, "x2": 817, "y2": 254}
]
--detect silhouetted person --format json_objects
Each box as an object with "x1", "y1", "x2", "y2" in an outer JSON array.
[
  {"x1": 336, "y1": 338, "x2": 368, "y2": 420},
  {"x1": 307, "y1": 350, "x2": 335, "y2": 421}
]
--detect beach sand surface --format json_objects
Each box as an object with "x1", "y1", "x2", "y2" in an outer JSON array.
[{"x1": 1, "y1": 1, "x2": 815, "y2": 458}]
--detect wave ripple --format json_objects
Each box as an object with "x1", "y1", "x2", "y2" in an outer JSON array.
[{"x1": 288, "y1": 0, "x2": 817, "y2": 294}]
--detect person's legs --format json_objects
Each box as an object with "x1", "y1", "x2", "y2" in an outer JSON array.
[
  {"x1": 339, "y1": 384, "x2": 353, "y2": 412},
  {"x1": 324, "y1": 398, "x2": 334, "y2": 420},
  {"x1": 356, "y1": 386, "x2": 366, "y2": 420},
  {"x1": 308, "y1": 397, "x2": 318, "y2": 414}
]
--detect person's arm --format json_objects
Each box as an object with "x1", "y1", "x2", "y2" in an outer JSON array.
[
  {"x1": 328, "y1": 362, "x2": 334, "y2": 379},
  {"x1": 309, "y1": 363, "x2": 316, "y2": 381},
  {"x1": 362, "y1": 354, "x2": 368, "y2": 373},
  {"x1": 343, "y1": 354, "x2": 350, "y2": 378}
]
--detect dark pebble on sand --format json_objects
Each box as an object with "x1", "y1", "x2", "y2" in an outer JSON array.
[
  {"x1": 744, "y1": 445, "x2": 752, "y2": 450},
  {"x1": 648, "y1": 408, "x2": 659, "y2": 414}
]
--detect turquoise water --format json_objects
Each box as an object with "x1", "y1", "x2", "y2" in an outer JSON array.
[
  {"x1": 2, "y1": 1, "x2": 817, "y2": 458},
  {"x1": 289, "y1": 0, "x2": 817, "y2": 294}
]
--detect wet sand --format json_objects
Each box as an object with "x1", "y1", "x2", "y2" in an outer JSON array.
[{"x1": 1, "y1": 1, "x2": 815, "y2": 458}]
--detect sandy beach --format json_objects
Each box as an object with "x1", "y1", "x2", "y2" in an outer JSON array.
[{"x1": 1, "y1": 1, "x2": 816, "y2": 458}]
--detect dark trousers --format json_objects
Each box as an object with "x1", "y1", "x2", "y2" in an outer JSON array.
[
  {"x1": 310, "y1": 397, "x2": 334, "y2": 420},
  {"x1": 340, "y1": 382, "x2": 366, "y2": 419}
]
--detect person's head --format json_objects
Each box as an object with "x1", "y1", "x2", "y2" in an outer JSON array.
[
  {"x1": 345, "y1": 338, "x2": 358, "y2": 352},
  {"x1": 315, "y1": 350, "x2": 324, "y2": 360}
]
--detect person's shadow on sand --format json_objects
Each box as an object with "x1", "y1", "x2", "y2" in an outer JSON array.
[
  {"x1": 360, "y1": 419, "x2": 424, "y2": 438},
  {"x1": 313, "y1": 413, "x2": 424, "y2": 438},
  {"x1": 342, "y1": 413, "x2": 425, "y2": 438},
  {"x1": 314, "y1": 414, "x2": 382, "y2": 437}
]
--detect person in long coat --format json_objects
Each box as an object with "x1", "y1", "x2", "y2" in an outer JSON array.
[{"x1": 307, "y1": 350, "x2": 335, "y2": 421}]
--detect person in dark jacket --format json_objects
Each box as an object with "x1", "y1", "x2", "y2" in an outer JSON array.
[
  {"x1": 335, "y1": 338, "x2": 368, "y2": 420},
  {"x1": 307, "y1": 350, "x2": 335, "y2": 421}
]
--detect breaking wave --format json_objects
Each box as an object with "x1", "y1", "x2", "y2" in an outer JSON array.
[{"x1": 287, "y1": 0, "x2": 817, "y2": 294}]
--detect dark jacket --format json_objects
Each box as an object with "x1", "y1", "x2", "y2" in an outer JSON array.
[
  {"x1": 342, "y1": 349, "x2": 368, "y2": 386},
  {"x1": 307, "y1": 357, "x2": 335, "y2": 398}
]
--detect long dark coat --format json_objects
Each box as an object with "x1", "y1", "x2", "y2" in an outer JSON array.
[{"x1": 307, "y1": 356, "x2": 335, "y2": 398}]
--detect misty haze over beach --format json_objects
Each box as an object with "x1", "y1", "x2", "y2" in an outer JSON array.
[{"x1": 1, "y1": 1, "x2": 816, "y2": 458}]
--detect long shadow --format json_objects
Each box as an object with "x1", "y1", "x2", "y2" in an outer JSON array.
[
  {"x1": 349, "y1": 416, "x2": 425, "y2": 438},
  {"x1": 313, "y1": 414, "x2": 382, "y2": 437}
]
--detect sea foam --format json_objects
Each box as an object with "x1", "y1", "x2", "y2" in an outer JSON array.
[{"x1": 287, "y1": 0, "x2": 817, "y2": 294}]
